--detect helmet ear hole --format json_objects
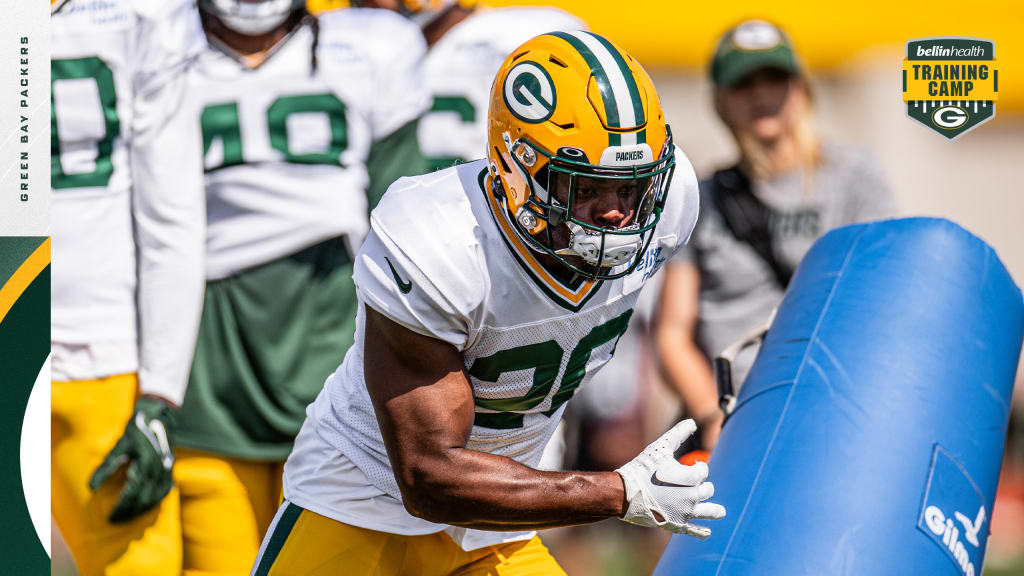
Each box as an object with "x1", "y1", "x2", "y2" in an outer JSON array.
[
  {"x1": 556, "y1": 147, "x2": 588, "y2": 162},
  {"x1": 534, "y1": 163, "x2": 550, "y2": 190},
  {"x1": 494, "y1": 146, "x2": 512, "y2": 173}
]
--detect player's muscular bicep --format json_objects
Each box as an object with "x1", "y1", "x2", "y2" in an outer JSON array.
[
  {"x1": 362, "y1": 305, "x2": 474, "y2": 498},
  {"x1": 363, "y1": 306, "x2": 627, "y2": 528}
]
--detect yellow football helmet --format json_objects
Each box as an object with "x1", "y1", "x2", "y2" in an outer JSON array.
[{"x1": 486, "y1": 31, "x2": 675, "y2": 280}]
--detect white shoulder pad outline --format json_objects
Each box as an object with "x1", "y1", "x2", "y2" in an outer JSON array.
[
  {"x1": 360, "y1": 168, "x2": 491, "y2": 346},
  {"x1": 316, "y1": 7, "x2": 426, "y2": 70}
]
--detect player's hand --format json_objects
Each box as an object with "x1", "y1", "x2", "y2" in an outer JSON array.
[
  {"x1": 615, "y1": 419, "x2": 726, "y2": 538},
  {"x1": 89, "y1": 396, "x2": 177, "y2": 523}
]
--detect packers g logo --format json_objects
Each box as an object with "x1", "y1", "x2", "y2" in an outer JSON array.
[
  {"x1": 932, "y1": 105, "x2": 969, "y2": 129},
  {"x1": 503, "y1": 61, "x2": 556, "y2": 124}
]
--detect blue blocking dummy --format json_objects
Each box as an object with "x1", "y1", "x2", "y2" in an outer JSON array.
[{"x1": 655, "y1": 218, "x2": 1024, "y2": 576}]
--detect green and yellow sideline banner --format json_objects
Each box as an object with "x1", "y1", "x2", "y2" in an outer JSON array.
[{"x1": 0, "y1": 237, "x2": 50, "y2": 574}]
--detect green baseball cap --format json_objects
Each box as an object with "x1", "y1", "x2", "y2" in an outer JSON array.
[{"x1": 710, "y1": 20, "x2": 801, "y2": 87}]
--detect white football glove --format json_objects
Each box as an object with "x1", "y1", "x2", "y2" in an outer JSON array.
[{"x1": 616, "y1": 419, "x2": 726, "y2": 538}]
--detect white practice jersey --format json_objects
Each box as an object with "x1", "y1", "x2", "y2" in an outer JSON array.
[
  {"x1": 285, "y1": 153, "x2": 699, "y2": 550},
  {"x1": 51, "y1": 0, "x2": 206, "y2": 404},
  {"x1": 192, "y1": 9, "x2": 429, "y2": 280},
  {"x1": 418, "y1": 7, "x2": 585, "y2": 168}
]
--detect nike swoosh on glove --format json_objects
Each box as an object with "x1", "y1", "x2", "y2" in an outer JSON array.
[
  {"x1": 89, "y1": 396, "x2": 177, "y2": 523},
  {"x1": 616, "y1": 419, "x2": 726, "y2": 538}
]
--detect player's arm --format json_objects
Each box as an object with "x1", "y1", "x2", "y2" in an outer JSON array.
[
  {"x1": 89, "y1": 1, "x2": 205, "y2": 523},
  {"x1": 655, "y1": 261, "x2": 723, "y2": 449},
  {"x1": 130, "y1": 6, "x2": 206, "y2": 409},
  {"x1": 364, "y1": 305, "x2": 725, "y2": 535},
  {"x1": 364, "y1": 305, "x2": 622, "y2": 529}
]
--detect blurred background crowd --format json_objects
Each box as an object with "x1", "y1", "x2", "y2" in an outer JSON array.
[{"x1": 52, "y1": 0, "x2": 1023, "y2": 574}]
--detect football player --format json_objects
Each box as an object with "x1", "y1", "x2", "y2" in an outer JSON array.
[
  {"x1": 257, "y1": 32, "x2": 724, "y2": 575},
  {"x1": 50, "y1": 0, "x2": 205, "y2": 575},
  {"x1": 353, "y1": 0, "x2": 584, "y2": 474},
  {"x1": 174, "y1": 1, "x2": 430, "y2": 573}
]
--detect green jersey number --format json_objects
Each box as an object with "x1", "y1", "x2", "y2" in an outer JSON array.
[
  {"x1": 201, "y1": 93, "x2": 348, "y2": 171},
  {"x1": 423, "y1": 95, "x2": 475, "y2": 172},
  {"x1": 470, "y1": 310, "x2": 633, "y2": 429},
  {"x1": 51, "y1": 57, "x2": 121, "y2": 189}
]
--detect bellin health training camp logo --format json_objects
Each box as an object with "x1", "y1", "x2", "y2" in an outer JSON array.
[{"x1": 902, "y1": 37, "x2": 998, "y2": 140}]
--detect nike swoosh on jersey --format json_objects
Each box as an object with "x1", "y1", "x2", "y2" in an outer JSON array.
[{"x1": 384, "y1": 257, "x2": 413, "y2": 294}]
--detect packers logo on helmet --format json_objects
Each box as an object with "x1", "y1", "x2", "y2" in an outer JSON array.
[
  {"x1": 487, "y1": 31, "x2": 675, "y2": 282},
  {"x1": 504, "y1": 62, "x2": 557, "y2": 123}
]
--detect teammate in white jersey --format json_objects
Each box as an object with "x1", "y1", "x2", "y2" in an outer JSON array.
[
  {"x1": 50, "y1": 0, "x2": 205, "y2": 574},
  {"x1": 354, "y1": 0, "x2": 584, "y2": 171},
  {"x1": 257, "y1": 31, "x2": 724, "y2": 575},
  {"x1": 174, "y1": 1, "x2": 430, "y2": 573}
]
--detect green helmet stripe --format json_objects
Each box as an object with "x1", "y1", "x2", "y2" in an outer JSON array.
[
  {"x1": 547, "y1": 31, "x2": 622, "y2": 142},
  {"x1": 565, "y1": 31, "x2": 641, "y2": 132},
  {"x1": 590, "y1": 33, "x2": 646, "y2": 126}
]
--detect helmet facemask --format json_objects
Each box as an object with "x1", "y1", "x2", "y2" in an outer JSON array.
[{"x1": 499, "y1": 127, "x2": 676, "y2": 280}]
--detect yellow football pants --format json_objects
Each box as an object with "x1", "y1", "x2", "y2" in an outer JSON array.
[
  {"x1": 52, "y1": 374, "x2": 286, "y2": 576},
  {"x1": 253, "y1": 502, "x2": 568, "y2": 576},
  {"x1": 176, "y1": 448, "x2": 284, "y2": 576},
  {"x1": 51, "y1": 374, "x2": 183, "y2": 576}
]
